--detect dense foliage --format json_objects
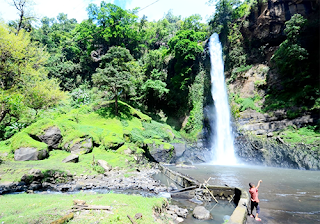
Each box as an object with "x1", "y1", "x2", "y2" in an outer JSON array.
[
  {"x1": 0, "y1": 0, "x2": 211, "y2": 141},
  {"x1": 0, "y1": 23, "x2": 65, "y2": 139}
]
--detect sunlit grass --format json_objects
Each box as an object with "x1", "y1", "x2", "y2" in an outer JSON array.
[{"x1": 0, "y1": 192, "x2": 167, "y2": 224}]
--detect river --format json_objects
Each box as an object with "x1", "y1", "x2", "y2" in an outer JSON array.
[{"x1": 169, "y1": 164, "x2": 320, "y2": 224}]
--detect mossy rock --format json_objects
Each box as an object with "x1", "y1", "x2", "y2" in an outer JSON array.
[
  {"x1": 63, "y1": 137, "x2": 93, "y2": 155},
  {"x1": 145, "y1": 140, "x2": 174, "y2": 163}
]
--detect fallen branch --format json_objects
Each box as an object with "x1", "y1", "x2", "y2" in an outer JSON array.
[
  {"x1": 50, "y1": 212, "x2": 74, "y2": 224},
  {"x1": 72, "y1": 205, "x2": 112, "y2": 210},
  {"x1": 203, "y1": 184, "x2": 219, "y2": 203},
  {"x1": 127, "y1": 214, "x2": 137, "y2": 224}
]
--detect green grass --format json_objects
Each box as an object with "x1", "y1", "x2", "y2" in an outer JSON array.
[
  {"x1": 0, "y1": 147, "x2": 134, "y2": 182},
  {"x1": 279, "y1": 126, "x2": 320, "y2": 150},
  {"x1": 0, "y1": 192, "x2": 167, "y2": 224},
  {"x1": 4, "y1": 100, "x2": 177, "y2": 153},
  {"x1": 233, "y1": 95, "x2": 261, "y2": 112}
]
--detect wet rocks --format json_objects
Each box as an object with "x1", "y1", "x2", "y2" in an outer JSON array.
[
  {"x1": 235, "y1": 134, "x2": 320, "y2": 170},
  {"x1": 192, "y1": 206, "x2": 212, "y2": 220},
  {"x1": 166, "y1": 205, "x2": 188, "y2": 223},
  {"x1": 0, "y1": 168, "x2": 169, "y2": 195}
]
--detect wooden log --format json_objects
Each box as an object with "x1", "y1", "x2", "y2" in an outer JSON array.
[
  {"x1": 170, "y1": 185, "x2": 198, "y2": 193},
  {"x1": 50, "y1": 212, "x2": 74, "y2": 224},
  {"x1": 127, "y1": 214, "x2": 137, "y2": 224}
]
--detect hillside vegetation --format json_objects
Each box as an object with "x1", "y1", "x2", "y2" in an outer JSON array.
[{"x1": 209, "y1": 0, "x2": 319, "y2": 148}]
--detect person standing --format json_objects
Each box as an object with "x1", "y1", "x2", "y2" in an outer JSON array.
[{"x1": 249, "y1": 180, "x2": 262, "y2": 221}]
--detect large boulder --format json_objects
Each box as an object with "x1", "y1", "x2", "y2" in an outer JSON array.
[
  {"x1": 146, "y1": 143, "x2": 174, "y2": 163},
  {"x1": 38, "y1": 126, "x2": 62, "y2": 149},
  {"x1": 14, "y1": 147, "x2": 48, "y2": 161},
  {"x1": 64, "y1": 138, "x2": 93, "y2": 155},
  {"x1": 192, "y1": 206, "x2": 212, "y2": 220}
]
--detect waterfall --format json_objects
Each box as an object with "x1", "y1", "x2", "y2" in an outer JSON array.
[{"x1": 209, "y1": 33, "x2": 237, "y2": 165}]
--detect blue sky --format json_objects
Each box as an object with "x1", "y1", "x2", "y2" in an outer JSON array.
[{"x1": 0, "y1": 0, "x2": 216, "y2": 23}]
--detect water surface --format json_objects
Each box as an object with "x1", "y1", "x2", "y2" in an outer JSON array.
[{"x1": 170, "y1": 164, "x2": 320, "y2": 224}]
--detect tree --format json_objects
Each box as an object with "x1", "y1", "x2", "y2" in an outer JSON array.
[
  {"x1": 166, "y1": 30, "x2": 207, "y2": 116},
  {"x1": 181, "y1": 14, "x2": 207, "y2": 32},
  {"x1": 0, "y1": 23, "x2": 65, "y2": 124},
  {"x1": 168, "y1": 30, "x2": 206, "y2": 90},
  {"x1": 92, "y1": 46, "x2": 134, "y2": 115},
  {"x1": 9, "y1": 0, "x2": 36, "y2": 33},
  {"x1": 86, "y1": 2, "x2": 139, "y2": 54},
  {"x1": 31, "y1": 14, "x2": 84, "y2": 91},
  {"x1": 272, "y1": 14, "x2": 308, "y2": 82}
]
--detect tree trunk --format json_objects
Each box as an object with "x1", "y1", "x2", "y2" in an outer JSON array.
[
  {"x1": 115, "y1": 88, "x2": 118, "y2": 115},
  {"x1": 0, "y1": 108, "x2": 8, "y2": 124}
]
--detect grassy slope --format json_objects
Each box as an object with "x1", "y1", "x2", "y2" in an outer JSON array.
[
  {"x1": 0, "y1": 148, "x2": 134, "y2": 182},
  {"x1": 0, "y1": 101, "x2": 177, "y2": 223},
  {"x1": 0, "y1": 192, "x2": 167, "y2": 224},
  {"x1": 0, "y1": 100, "x2": 180, "y2": 182}
]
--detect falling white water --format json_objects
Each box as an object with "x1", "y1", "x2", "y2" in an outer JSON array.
[{"x1": 209, "y1": 33, "x2": 237, "y2": 165}]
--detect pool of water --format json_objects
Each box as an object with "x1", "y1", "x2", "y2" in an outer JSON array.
[
  {"x1": 169, "y1": 164, "x2": 320, "y2": 224},
  {"x1": 153, "y1": 172, "x2": 235, "y2": 223}
]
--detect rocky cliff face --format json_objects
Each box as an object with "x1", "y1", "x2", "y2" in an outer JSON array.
[
  {"x1": 242, "y1": 0, "x2": 319, "y2": 63},
  {"x1": 234, "y1": 133, "x2": 320, "y2": 170},
  {"x1": 225, "y1": 0, "x2": 320, "y2": 169}
]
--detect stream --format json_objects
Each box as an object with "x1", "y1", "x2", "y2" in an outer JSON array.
[{"x1": 169, "y1": 164, "x2": 320, "y2": 224}]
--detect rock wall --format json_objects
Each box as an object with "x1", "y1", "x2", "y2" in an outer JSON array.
[
  {"x1": 243, "y1": 0, "x2": 319, "y2": 63},
  {"x1": 234, "y1": 133, "x2": 320, "y2": 170}
]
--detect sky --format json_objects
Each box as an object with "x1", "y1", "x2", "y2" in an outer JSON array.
[{"x1": 0, "y1": 0, "x2": 216, "y2": 24}]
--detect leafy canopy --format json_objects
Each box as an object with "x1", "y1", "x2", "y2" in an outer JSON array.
[{"x1": 92, "y1": 46, "x2": 134, "y2": 114}]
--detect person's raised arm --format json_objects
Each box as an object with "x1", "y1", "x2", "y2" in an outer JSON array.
[{"x1": 256, "y1": 180, "x2": 262, "y2": 189}]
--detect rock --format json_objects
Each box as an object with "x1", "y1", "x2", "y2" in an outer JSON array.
[
  {"x1": 167, "y1": 205, "x2": 188, "y2": 218},
  {"x1": 192, "y1": 206, "x2": 212, "y2": 220},
  {"x1": 267, "y1": 132, "x2": 274, "y2": 138},
  {"x1": 29, "y1": 181, "x2": 42, "y2": 190},
  {"x1": 38, "y1": 126, "x2": 62, "y2": 149},
  {"x1": 62, "y1": 154, "x2": 79, "y2": 163},
  {"x1": 14, "y1": 147, "x2": 49, "y2": 161},
  {"x1": 123, "y1": 148, "x2": 133, "y2": 155},
  {"x1": 169, "y1": 183, "x2": 178, "y2": 191},
  {"x1": 97, "y1": 160, "x2": 112, "y2": 172},
  {"x1": 172, "y1": 143, "x2": 186, "y2": 157},
  {"x1": 29, "y1": 169, "x2": 44, "y2": 179},
  {"x1": 134, "y1": 213, "x2": 142, "y2": 219},
  {"x1": 64, "y1": 138, "x2": 93, "y2": 155},
  {"x1": 176, "y1": 217, "x2": 184, "y2": 223},
  {"x1": 146, "y1": 143, "x2": 174, "y2": 163}
]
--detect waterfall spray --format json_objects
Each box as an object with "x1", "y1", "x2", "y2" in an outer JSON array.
[{"x1": 209, "y1": 33, "x2": 237, "y2": 165}]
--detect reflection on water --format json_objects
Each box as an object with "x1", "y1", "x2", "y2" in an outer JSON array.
[{"x1": 169, "y1": 164, "x2": 320, "y2": 224}]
